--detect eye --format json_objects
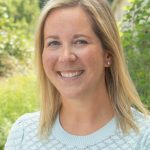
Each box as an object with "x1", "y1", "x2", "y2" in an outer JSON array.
[
  {"x1": 74, "y1": 39, "x2": 88, "y2": 45},
  {"x1": 47, "y1": 40, "x2": 61, "y2": 48}
]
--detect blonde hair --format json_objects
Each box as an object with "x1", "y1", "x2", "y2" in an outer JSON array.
[{"x1": 35, "y1": 0, "x2": 148, "y2": 137}]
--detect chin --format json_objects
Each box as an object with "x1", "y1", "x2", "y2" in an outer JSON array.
[{"x1": 60, "y1": 90, "x2": 84, "y2": 100}]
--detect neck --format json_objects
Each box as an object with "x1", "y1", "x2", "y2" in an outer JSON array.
[{"x1": 59, "y1": 87, "x2": 114, "y2": 135}]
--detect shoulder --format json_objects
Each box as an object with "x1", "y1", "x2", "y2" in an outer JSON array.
[
  {"x1": 10, "y1": 111, "x2": 40, "y2": 134},
  {"x1": 132, "y1": 108, "x2": 150, "y2": 149},
  {"x1": 16, "y1": 111, "x2": 40, "y2": 127},
  {"x1": 132, "y1": 108, "x2": 150, "y2": 127},
  {"x1": 5, "y1": 112, "x2": 40, "y2": 150}
]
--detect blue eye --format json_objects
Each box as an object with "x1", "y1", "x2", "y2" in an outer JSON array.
[
  {"x1": 48, "y1": 41, "x2": 61, "y2": 48},
  {"x1": 75, "y1": 40, "x2": 88, "y2": 45}
]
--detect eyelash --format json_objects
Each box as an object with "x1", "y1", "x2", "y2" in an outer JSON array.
[
  {"x1": 74, "y1": 40, "x2": 88, "y2": 45},
  {"x1": 48, "y1": 41, "x2": 61, "y2": 47},
  {"x1": 46, "y1": 39, "x2": 88, "y2": 48}
]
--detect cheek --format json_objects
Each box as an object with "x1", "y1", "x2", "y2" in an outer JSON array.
[
  {"x1": 81, "y1": 48, "x2": 103, "y2": 68},
  {"x1": 42, "y1": 50, "x2": 58, "y2": 73}
]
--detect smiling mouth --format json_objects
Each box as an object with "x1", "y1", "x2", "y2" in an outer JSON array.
[{"x1": 57, "y1": 70, "x2": 84, "y2": 78}]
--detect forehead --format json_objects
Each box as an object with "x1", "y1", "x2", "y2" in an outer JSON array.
[
  {"x1": 44, "y1": 6, "x2": 93, "y2": 31},
  {"x1": 47, "y1": 6, "x2": 90, "y2": 19}
]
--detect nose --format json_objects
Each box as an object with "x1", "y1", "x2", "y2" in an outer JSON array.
[{"x1": 58, "y1": 46, "x2": 77, "y2": 62}]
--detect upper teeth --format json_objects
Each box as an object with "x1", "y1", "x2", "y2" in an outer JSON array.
[{"x1": 60, "y1": 71, "x2": 82, "y2": 78}]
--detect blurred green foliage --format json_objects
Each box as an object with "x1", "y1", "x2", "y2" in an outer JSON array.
[
  {"x1": 0, "y1": 0, "x2": 150, "y2": 149},
  {"x1": 121, "y1": 0, "x2": 150, "y2": 108},
  {"x1": 39, "y1": 0, "x2": 48, "y2": 9},
  {"x1": 108, "y1": 0, "x2": 114, "y2": 4},
  {"x1": 0, "y1": 0, "x2": 39, "y2": 76},
  {"x1": 0, "y1": 74, "x2": 38, "y2": 149},
  {"x1": 0, "y1": 0, "x2": 40, "y2": 149}
]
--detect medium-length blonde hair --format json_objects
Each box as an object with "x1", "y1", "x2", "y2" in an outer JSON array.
[{"x1": 35, "y1": 0, "x2": 148, "y2": 137}]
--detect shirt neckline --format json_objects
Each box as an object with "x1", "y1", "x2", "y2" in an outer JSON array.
[{"x1": 52, "y1": 114, "x2": 117, "y2": 147}]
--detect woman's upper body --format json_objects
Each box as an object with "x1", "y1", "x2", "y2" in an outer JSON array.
[
  {"x1": 5, "y1": 109, "x2": 150, "y2": 150},
  {"x1": 42, "y1": 5, "x2": 114, "y2": 136},
  {"x1": 33, "y1": 0, "x2": 149, "y2": 139},
  {"x1": 5, "y1": 0, "x2": 150, "y2": 149}
]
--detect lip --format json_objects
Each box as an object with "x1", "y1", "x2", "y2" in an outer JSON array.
[{"x1": 57, "y1": 70, "x2": 84, "y2": 79}]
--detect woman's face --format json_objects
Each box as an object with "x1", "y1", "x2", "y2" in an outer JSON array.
[{"x1": 42, "y1": 6, "x2": 109, "y2": 100}]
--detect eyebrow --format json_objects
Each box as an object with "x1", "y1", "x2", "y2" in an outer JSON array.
[
  {"x1": 44, "y1": 35, "x2": 59, "y2": 40},
  {"x1": 73, "y1": 34, "x2": 91, "y2": 39},
  {"x1": 44, "y1": 34, "x2": 91, "y2": 40}
]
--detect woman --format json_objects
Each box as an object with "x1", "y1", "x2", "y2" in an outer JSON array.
[{"x1": 5, "y1": 0, "x2": 150, "y2": 149}]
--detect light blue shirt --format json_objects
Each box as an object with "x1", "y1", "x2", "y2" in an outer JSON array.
[{"x1": 5, "y1": 109, "x2": 150, "y2": 149}]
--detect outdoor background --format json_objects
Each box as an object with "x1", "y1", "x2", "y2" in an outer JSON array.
[{"x1": 0, "y1": 0, "x2": 150, "y2": 149}]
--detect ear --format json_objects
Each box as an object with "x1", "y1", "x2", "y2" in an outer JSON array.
[{"x1": 104, "y1": 52, "x2": 112, "y2": 67}]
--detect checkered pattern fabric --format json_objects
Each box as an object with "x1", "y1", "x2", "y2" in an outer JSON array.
[{"x1": 5, "y1": 110, "x2": 150, "y2": 150}]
